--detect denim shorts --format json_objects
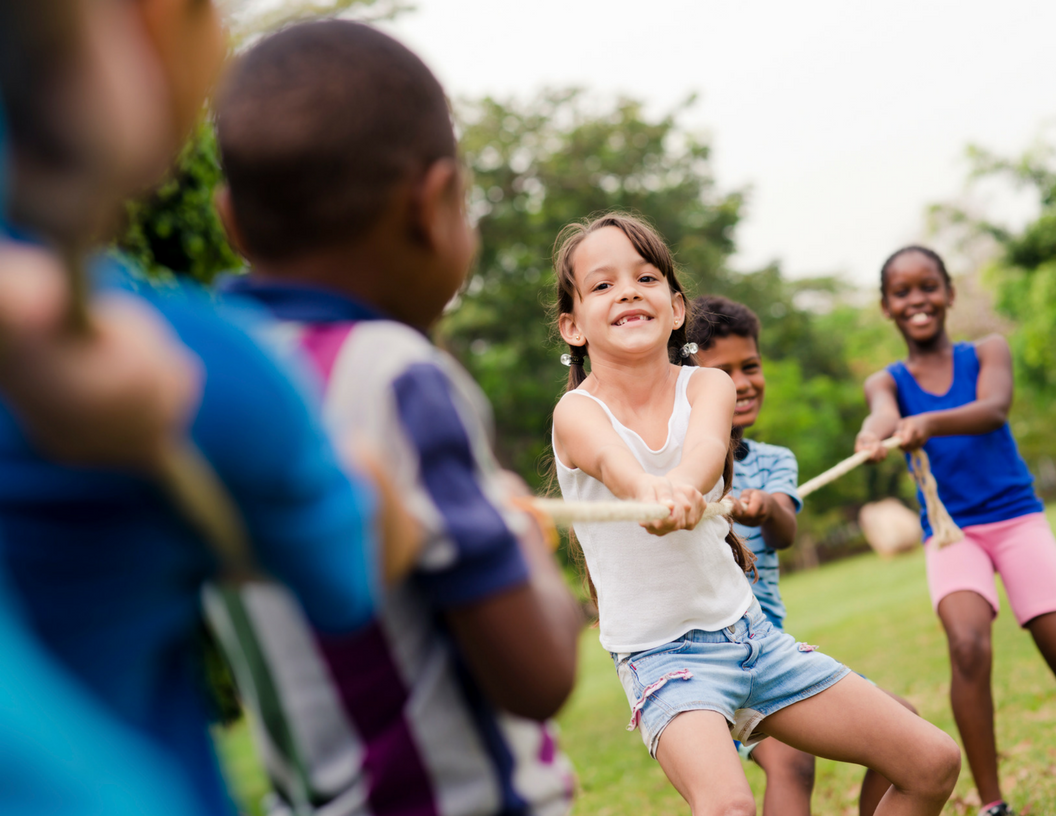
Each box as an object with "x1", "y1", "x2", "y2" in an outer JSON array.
[{"x1": 612, "y1": 599, "x2": 850, "y2": 758}]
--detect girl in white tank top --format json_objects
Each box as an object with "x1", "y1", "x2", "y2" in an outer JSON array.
[{"x1": 548, "y1": 213, "x2": 960, "y2": 816}]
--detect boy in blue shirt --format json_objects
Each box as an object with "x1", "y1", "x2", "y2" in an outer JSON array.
[
  {"x1": 0, "y1": 3, "x2": 411, "y2": 813},
  {"x1": 691, "y1": 295, "x2": 901, "y2": 816}
]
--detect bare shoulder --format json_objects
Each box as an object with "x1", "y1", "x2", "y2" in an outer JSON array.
[
  {"x1": 974, "y1": 333, "x2": 1012, "y2": 363},
  {"x1": 686, "y1": 365, "x2": 735, "y2": 402},
  {"x1": 863, "y1": 368, "x2": 897, "y2": 396},
  {"x1": 552, "y1": 389, "x2": 606, "y2": 436}
]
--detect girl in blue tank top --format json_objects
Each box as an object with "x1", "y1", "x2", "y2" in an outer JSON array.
[{"x1": 856, "y1": 245, "x2": 1056, "y2": 816}]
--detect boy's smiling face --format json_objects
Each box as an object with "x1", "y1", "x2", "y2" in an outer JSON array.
[{"x1": 693, "y1": 333, "x2": 765, "y2": 428}]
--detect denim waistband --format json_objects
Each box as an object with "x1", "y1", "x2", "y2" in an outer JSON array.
[{"x1": 678, "y1": 599, "x2": 770, "y2": 645}]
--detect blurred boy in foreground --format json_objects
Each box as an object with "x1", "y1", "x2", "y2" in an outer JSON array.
[
  {"x1": 0, "y1": 3, "x2": 411, "y2": 813},
  {"x1": 213, "y1": 20, "x2": 582, "y2": 816}
]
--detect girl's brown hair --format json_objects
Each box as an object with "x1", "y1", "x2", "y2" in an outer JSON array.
[{"x1": 551, "y1": 212, "x2": 756, "y2": 587}]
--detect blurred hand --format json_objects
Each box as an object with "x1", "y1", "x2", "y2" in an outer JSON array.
[
  {"x1": 636, "y1": 474, "x2": 705, "y2": 536},
  {"x1": 854, "y1": 430, "x2": 890, "y2": 463},
  {"x1": 893, "y1": 416, "x2": 930, "y2": 451},
  {"x1": 730, "y1": 488, "x2": 772, "y2": 527},
  {"x1": 345, "y1": 442, "x2": 422, "y2": 585},
  {"x1": 0, "y1": 244, "x2": 201, "y2": 469}
]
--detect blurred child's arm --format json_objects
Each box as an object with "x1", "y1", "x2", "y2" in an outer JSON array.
[
  {"x1": 0, "y1": 244, "x2": 201, "y2": 469},
  {"x1": 344, "y1": 445, "x2": 422, "y2": 585},
  {"x1": 732, "y1": 489, "x2": 797, "y2": 550},
  {"x1": 388, "y1": 363, "x2": 580, "y2": 720},
  {"x1": 856, "y1": 370, "x2": 902, "y2": 461},
  {"x1": 890, "y1": 335, "x2": 1013, "y2": 450},
  {"x1": 446, "y1": 471, "x2": 582, "y2": 721},
  {"x1": 554, "y1": 393, "x2": 703, "y2": 534}
]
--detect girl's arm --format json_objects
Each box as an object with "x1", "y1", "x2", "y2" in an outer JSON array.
[
  {"x1": 665, "y1": 366, "x2": 737, "y2": 493},
  {"x1": 891, "y1": 335, "x2": 1012, "y2": 449},
  {"x1": 855, "y1": 370, "x2": 902, "y2": 461},
  {"x1": 553, "y1": 393, "x2": 704, "y2": 534}
]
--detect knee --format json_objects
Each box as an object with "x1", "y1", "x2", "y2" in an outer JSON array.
[
  {"x1": 948, "y1": 631, "x2": 991, "y2": 679},
  {"x1": 913, "y1": 733, "x2": 961, "y2": 800},
  {"x1": 690, "y1": 793, "x2": 756, "y2": 816},
  {"x1": 771, "y1": 751, "x2": 815, "y2": 794}
]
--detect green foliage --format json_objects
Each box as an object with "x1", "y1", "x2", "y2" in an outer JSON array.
[
  {"x1": 931, "y1": 140, "x2": 1056, "y2": 479},
  {"x1": 442, "y1": 91, "x2": 742, "y2": 486},
  {"x1": 443, "y1": 91, "x2": 859, "y2": 501},
  {"x1": 118, "y1": 122, "x2": 239, "y2": 284}
]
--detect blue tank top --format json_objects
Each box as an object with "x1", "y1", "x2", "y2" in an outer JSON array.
[{"x1": 886, "y1": 342, "x2": 1042, "y2": 539}]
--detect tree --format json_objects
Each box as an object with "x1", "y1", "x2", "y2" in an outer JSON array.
[
  {"x1": 444, "y1": 90, "x2": 861, "y2": 500},
  {"x1": 115, "y1": 0, "x2": 412, "y2": 283},
  {"x1": 930, "y1": 140, "x2": 1056, "y2": 479},
  {"x1": 117, "y1": 122, "x2": 238, "y2": 283},
  {"x1": 444, "y1": 91, "x2": 742, "y2": 487}
]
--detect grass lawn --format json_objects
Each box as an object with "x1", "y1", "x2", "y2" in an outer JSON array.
[{"x1": 217, "y1": 505, "x2": 1056, "y2": 815}]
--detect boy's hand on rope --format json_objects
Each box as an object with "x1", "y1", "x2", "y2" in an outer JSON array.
[
  {"x1": 730, "y1": 489, "x2": 772, "y2": 527},
  {"x1": 635, "y1": 474, "x2": 705, "y2": 535},
  {"x1": 0, "y1": 244, "x2": 202, "y2": 469}
]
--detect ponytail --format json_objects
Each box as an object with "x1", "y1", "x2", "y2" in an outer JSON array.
[{"x1": 721, "y1": 426, "x2": 757, "y2": 580}]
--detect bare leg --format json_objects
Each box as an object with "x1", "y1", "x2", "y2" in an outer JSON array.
[
  {"x1": 937, "y1": 591, "x2": 999, "y2": 805},
  {"x1": 859, "y1": 690, "x2": 918, "y2": 816},
  {"x1": 655, "y1": 710, "x2": 757, "y2": 816},
  {"x1": 761, "y1": 673, "x2": 960, "y2": 815},
  {"x1": 1026, "y1": 610, "x2": 1056, "y2": 675},
  {"x1": 751, "y1": 738, "x2": 814, "y2": 816}
]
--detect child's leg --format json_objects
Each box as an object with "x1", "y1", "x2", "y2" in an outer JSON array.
[
  {"x1": 761, "y1": 674, "x2": 960, "y2": 815},
  {"x1": 937, "y1": 590, "x2": 1001, "y2": 805},
  {"x1": 751, "y1": 738, "x2": 814, "y2": 816},
  {"x1": 655, "y1": 710, "x2": 756, "y2": 816},
  {"x1": 1026, "y1": 611, "x2": 1056, "y2": 673},
  {"x1": 858, "y1": 690, "x2": 918, "y2": 816}
]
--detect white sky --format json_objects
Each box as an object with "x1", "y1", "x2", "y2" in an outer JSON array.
[{"x1": 377, "y1": 0, "x2": 1056, "y2": 286}]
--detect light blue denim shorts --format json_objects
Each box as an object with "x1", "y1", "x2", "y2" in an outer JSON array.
[{"x1": 612, "y1": 599, "x2": 850, "y2": 758}]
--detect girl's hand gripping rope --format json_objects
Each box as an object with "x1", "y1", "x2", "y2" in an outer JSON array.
[{"x1": 634, "y1": 473, "x2": 706, "y2": 535}]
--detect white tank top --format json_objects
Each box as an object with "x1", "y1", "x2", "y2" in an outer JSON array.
[{"x1": 553, "y1": 366, "x2": 754, "y2": 653}]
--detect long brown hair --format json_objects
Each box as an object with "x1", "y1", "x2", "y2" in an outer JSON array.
[{"x1": 551, "y1": 212, "x2": 756, "y2": 590}]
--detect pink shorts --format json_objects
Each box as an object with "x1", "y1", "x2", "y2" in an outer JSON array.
[{"x1": 925, "y1": 512, "x2": 1056, "y2": 627}]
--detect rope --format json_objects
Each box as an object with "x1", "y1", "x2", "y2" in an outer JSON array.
[
  {"x1": 527, "y1": 497, "x2": 735, "y2": 527},
  {"x1": 907, "y1": 447, "x2": 962, "y2": 549},
  {"x1": 796, "y1": 436, "x2": 903, "y2": 498},
  {"x1": 528, "y1": 434, "x2": 963, "y2": 548}
]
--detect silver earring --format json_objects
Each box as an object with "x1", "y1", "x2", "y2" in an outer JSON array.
[{"x1": 680, "y1": 342, "x2": 698, "y2": 358}]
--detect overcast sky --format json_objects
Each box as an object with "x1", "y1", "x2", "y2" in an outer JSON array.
[{"x1": 376, "y1": 0, "x2": 1056, "y2": 286}]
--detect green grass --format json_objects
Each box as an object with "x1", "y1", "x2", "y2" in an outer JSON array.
[{"x1": 216, "y1": 505, "x2": 1056, "y2": 815}]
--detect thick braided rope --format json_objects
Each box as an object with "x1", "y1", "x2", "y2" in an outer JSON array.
[
  {"x1": 528, "y1": 497, "x2": 735, "y2": 527},
  {"x1": 530, "y1": 435, "x2": 963, "y2": 548},
  {"x1": 907, "y1": 447, "x2": 963, "y2": 548},
  {"x1": 796, "y1": 436, "x2": 903, "y2": 498}
]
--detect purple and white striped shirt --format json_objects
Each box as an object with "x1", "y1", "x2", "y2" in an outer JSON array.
[{"x1": 211, "y1": 280, "x2": 574, "y2": 816}]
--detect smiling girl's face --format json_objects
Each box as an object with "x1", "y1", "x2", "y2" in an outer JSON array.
[
  {"x1": 558, "y1": 226, "x2": 685, "y2": 364},
  {"x1": 881, "y1": 250, "x2": 954, "y2": 345}
]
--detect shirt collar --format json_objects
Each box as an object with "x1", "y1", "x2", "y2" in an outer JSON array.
[{"x1": 217, "y1": 275, "x2": 391, "y2": 324}]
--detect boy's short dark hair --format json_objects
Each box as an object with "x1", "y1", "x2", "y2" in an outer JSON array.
[
  {"x1": 688, "y1": 295, "x2": 761, "y2": 351},
  {"x1": 216, "y1": 20, "x2": 455, "y2": 261}
]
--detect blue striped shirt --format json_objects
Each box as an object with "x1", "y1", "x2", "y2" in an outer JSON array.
[{"x1": 732, "y1": 439, "x2": 802, "y2": 630}]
